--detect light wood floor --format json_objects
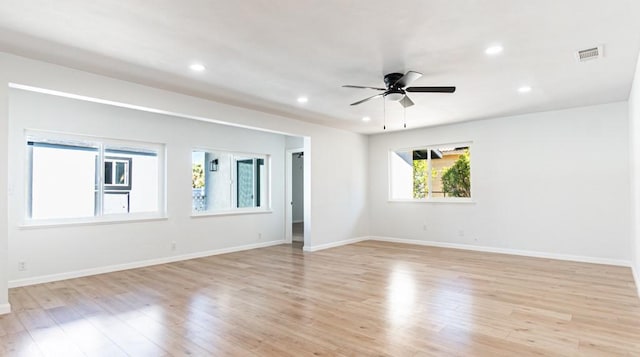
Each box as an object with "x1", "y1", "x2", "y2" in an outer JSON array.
[{"x1": 2, "y1": 241, "x2": 640, "y2": 356}]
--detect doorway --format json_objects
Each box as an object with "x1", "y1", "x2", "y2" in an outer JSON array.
[
  {"x1": 286, "y1": 147, "x2": 305, "y2": 248},
  {"x1": 291, "y1": 151, "x2": 304, "y2": 245}
]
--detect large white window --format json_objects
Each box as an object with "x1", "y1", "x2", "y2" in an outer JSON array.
[
  {"x1": 26, "y1": 132, "x2": 165, "y2": 223},
  {"x1": 390, "y1": 143, "x2": 471, "y2": 201},
  {"x1": 192, "y1": 149, "x2": 270, "y2": 214}
]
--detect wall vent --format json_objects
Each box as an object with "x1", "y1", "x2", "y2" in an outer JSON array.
[{"x1": 576, "y1": 45, "x2": 603, "y2": 62}]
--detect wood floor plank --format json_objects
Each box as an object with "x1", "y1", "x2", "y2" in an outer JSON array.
[
  {"x1": 0, "y1": 330, "x2": 44, "y2": 357},
  {"x1": 4, "y1": 240, "x2": 640, "y2": 356}
]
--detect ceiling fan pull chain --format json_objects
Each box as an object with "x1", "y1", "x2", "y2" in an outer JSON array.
[
  {"x1": 383, "y1": 99, "x2": 386, "y2": 130},
  {"x1": 403, "y1": 105, "x2": 406, "y2": 128}
]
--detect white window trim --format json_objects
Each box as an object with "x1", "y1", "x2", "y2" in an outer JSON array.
[
  {"x1": 191, "y1": 209, "x2": 273, "y2": 218},
  {"x1": 19, "y1": 214, "x2": 169, "y2": 229},
  {"x1": 24, "y1": 130, "x2": 167, "y2": 225},
  {"x1": 191, "y1": 147, "x2": 272, "y2": 215},
  {"x1": 388, "y1": 141, "x2": 473, "y2": 203}
]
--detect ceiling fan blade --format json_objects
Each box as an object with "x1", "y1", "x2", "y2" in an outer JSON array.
[
  {"x1": 399, "y1": 96, "x2": 414, "y2": 108},
  {"x1": 350, "y1": 93, "x2": 386, "y2": 106},
  {"x1": 406, "y1": 86, "x2": 456, "y2": 93},
  {"x1": 342, "y1": 85, "x2": 386, "y2": 91},
  {"x1": 394, "y1": 71, "x2": 423, "y2": 88}
]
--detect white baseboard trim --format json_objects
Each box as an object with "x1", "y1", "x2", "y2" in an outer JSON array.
[
  {"x1": 0, "y1": 303, "x2": 11, "y2": 315},
  {"x1": 7, "y1": 235, "x2": 634, "y2": 290},
  {"x1": 369, "y1": 236, "x2": 632, "y2": 267},
  {"x1": 8, "y1": 240, "x2": 285, "y2": 288},
  {"x1": 303, "y1": 236, "x2": 368, "y2": 252}
]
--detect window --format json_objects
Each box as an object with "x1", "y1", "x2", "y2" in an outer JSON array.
[
  {"x1": 390, "y1": 143, "x2": 471, "y2": 201},
  {"x1": 104, "y1": 157, "x2": 131, "y2": 190},
  {"x1": 192, "y1": 149, "x2": 269, "y2": 214},
  {"x1": 26, "y1": 133, "x2": 165, "y2": 222}
]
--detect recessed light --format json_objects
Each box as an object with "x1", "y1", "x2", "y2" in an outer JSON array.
[
  {"x1": 297, "y1": 96, "x2": 308, "y2": 103},
  {"x1": 362, "y1": 116, "x2": 371, "y2": 122},
  {"x1": 189, "y1": 63, "x2": 206, "y2": 72},
  {"x1": 485, "y1": 45, "x2": 503, "y2": 56},
  {"x1": 518, "y1": 86, "x2": 532, "y2": 93}
]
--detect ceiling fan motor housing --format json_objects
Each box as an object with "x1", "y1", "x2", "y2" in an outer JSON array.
[
  {"x1": 383, "y1": 73, "x2": 407, "y2": 101},
  {"x1": 384, "y1": 73, "x2": 405, "y2": 89}
]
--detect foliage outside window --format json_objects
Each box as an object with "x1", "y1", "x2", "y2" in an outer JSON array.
[
  {"x1": 192, "y1": 149, "x2": 269, "y2": 214},
  {"x1": 390, "y1": 144, "x2": 471, "y2": 201}
]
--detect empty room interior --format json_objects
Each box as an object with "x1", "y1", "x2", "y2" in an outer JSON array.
[{"x1": 1, "y1": 1, "x2": 640, "y2": 355}]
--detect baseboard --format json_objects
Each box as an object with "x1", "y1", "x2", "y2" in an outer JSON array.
[
  {"x1": 369, "y1": 236, "x2": 632, "y2": 267},
  {"x1": 303, "y1": 236, "x2": 368, "y2": 252},
  {"x1": 0, "y1": 303, "x2": 11, "y2": 315},
  {"x1": 7, "y1": 235, "x2": 633, "y2": 289},
  {"x1": 8, "y1": 240, "x2": 285, "y2": 288}
]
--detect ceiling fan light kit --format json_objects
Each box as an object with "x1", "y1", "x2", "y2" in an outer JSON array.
[
  {"x1": 385, "y1": 90, "x2": 405, "y2": 102},
  {"x1": 343, "y1": 71, "x2": 456, "y2": 129}
]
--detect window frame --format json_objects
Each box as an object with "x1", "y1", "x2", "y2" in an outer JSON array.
[
  {"x1": 23, "y1": 130, "x2": 167, "y2": 226},
  {"x1": 191, "y1": 147, "x2": 272, "y2": 217},
  {"x1": 388, "y1": 141, "x2": 473, "y2": 203},
  {"x1": 104, "y1": 156, "x2": 132, "y2": 190}
]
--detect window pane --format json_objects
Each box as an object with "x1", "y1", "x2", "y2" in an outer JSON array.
[
  {"x1": 192, "y1": 151, "x2": 206, "y2": 212},
  {"x1": 29, "y1": 141, "x2": 98, "y2": 219},
  {"x1": 192, "y1": 151, "x2": 233, "y2": 212},
  {"x1": 237, "y1": 159, "x2": 255, "y2": 208},
  {"x1": 115, "y1": 162, "x2": 126, "y2": 184},
  {"x1": 192, "y1": 150, "x2": 268, "y2": 213},
  {"x1": 104, "y1": 162, "x2": 113, "y2": 184},
  {"x1": 27, "y1": 136, "x2": 163, "y2": 221},
  {"x1": 104, "y1": 147, "x2": 159, "y2": 214},
  {"x1": 432, "y1": 146, "x2": 471, "y2": 198},
  {"x1": 390, "y1": 144, "x2": 472, "y2": 200},
  {"x1": 390, "y1": 149, "x2": 415, "y2": 199},
  {"x1": 412, "y1": 149, "x2": 428, "y2": 199}
]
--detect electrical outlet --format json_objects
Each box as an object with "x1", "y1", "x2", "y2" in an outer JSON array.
[
  {"x1": 258, "y1": 233, "x2": 262, "y2": 240},
  {"x1": 423, "y1": 224, "x2": 428, "y2": 231},
  {"x1": 18, "y1": 261, "x2": 26, "y2": 271},
  {"x1": 171, "y1": 241, "x2": 177, "y2": 251},
  {"x1": 458, "y1": 230, "x2": 465, "y2": 237}
]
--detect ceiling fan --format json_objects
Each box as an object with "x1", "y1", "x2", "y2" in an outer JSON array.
[{"x1": 342, "y1": 71, "x2": 456, "y2": 108}]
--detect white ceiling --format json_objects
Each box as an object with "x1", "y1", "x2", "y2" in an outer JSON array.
[{"x1": 1, "y1": 0, "x2": 639, "y2": 134}]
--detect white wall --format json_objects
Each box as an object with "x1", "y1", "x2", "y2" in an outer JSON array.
[
  {"x1": 629, "y1": 52, "x2": 640, "y2": 294},
  {"x1": 285, "y1": 135, "x2": 303, "y2": 150},
  {"x1": 0, "y1": 76, "x2": 8, "y2": 313},
  {"x1": 0, "y1": 52, "x2": 370, "y2": 299},
  {"x1": 292, "y1": 153, "x2": 304, "y2": 222},
  {"x1": 8, "y1": 89, "x2": 286, "y2": 280},
  {"x1": 369, "y1": 102, "x2": 631, "y2": 263}
]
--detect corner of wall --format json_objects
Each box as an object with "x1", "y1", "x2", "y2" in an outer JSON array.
[
  {"x1": 0, "y1": 76, "x2": 9, "y2": 308},
  {"x1": 629, "y1": 48, "x2": 640, "y2": 298}
]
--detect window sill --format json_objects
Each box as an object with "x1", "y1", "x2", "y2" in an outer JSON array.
[
  {"x1": 19, "y1": 215, "x2": 169, "y2": 229},
  {"x1": 388, "y1": 198, "x2": 476, "y2": 204},
  {"x1": 191, "y1": 209, "x2": 273, "y2": 218}
]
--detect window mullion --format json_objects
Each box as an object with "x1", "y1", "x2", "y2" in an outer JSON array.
[
  {"x1": 96, "y1": 143, "x2": 105, "y2": 217},
  {"x1": 427, "y1": 148, "x2": 432, "y2": 199}
]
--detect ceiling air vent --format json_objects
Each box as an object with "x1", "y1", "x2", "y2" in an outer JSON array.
[{"x1": 576, "y1": 45, "x2": 603, "y2": 62}]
